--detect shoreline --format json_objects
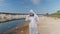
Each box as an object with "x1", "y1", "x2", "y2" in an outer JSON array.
[
  {"x1": 0, "y1": 18, "x2": 25, "y2": 23},
  {"x1": 15, "y1": 21, "x2": 29, "y2": 34},
  {"x1": 3, "y1": 21, "x2": 29, "y2": 34}
]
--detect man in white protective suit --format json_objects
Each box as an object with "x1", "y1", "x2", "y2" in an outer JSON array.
[{"x1": 25, "y1": 9, "x2": 39, "y2": 34}]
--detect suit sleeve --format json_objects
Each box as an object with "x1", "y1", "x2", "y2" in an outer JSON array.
[
  {"x1": 35, "y1": 15, "x2": 39, "y2": 22},
  {"x1": 25, "y1": 15, "x2": 29, "y2": 21}
]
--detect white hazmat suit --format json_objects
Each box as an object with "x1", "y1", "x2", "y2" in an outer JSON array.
[{"x1": 25, "y1": 9, "x2": 39, "y2": 34}]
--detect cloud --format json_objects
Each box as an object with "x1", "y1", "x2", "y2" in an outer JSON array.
[{"x1": 30, "y1": 0, "x2": 40, "y2": 5}]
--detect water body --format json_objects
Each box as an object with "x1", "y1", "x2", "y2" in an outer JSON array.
[{"x1": 0, "y1": 18, "x2": 25, "y2": 34}]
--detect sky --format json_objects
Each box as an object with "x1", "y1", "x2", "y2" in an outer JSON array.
[{"x1": 0, "y1": 0, "x2": 60, "y2": 14}]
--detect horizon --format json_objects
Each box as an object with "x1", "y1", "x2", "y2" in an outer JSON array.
[{"x1": 0, "y1": 0, "x2": 60, "y2": 14}]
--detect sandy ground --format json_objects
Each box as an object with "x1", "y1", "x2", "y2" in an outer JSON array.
[
  {"x1": 38, "y1": 16, "x2": 60, "y2": 34},
  {"x1": 15, "y1": 21, "x2": 29, "y2": 34},
  {"x1": 14, "y1": 16, "x2": 60, "y2": 34}
]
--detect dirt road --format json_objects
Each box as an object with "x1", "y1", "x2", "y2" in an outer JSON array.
[{"x1": 38, "y1": 16, "x2": 60, "y2": 34}]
